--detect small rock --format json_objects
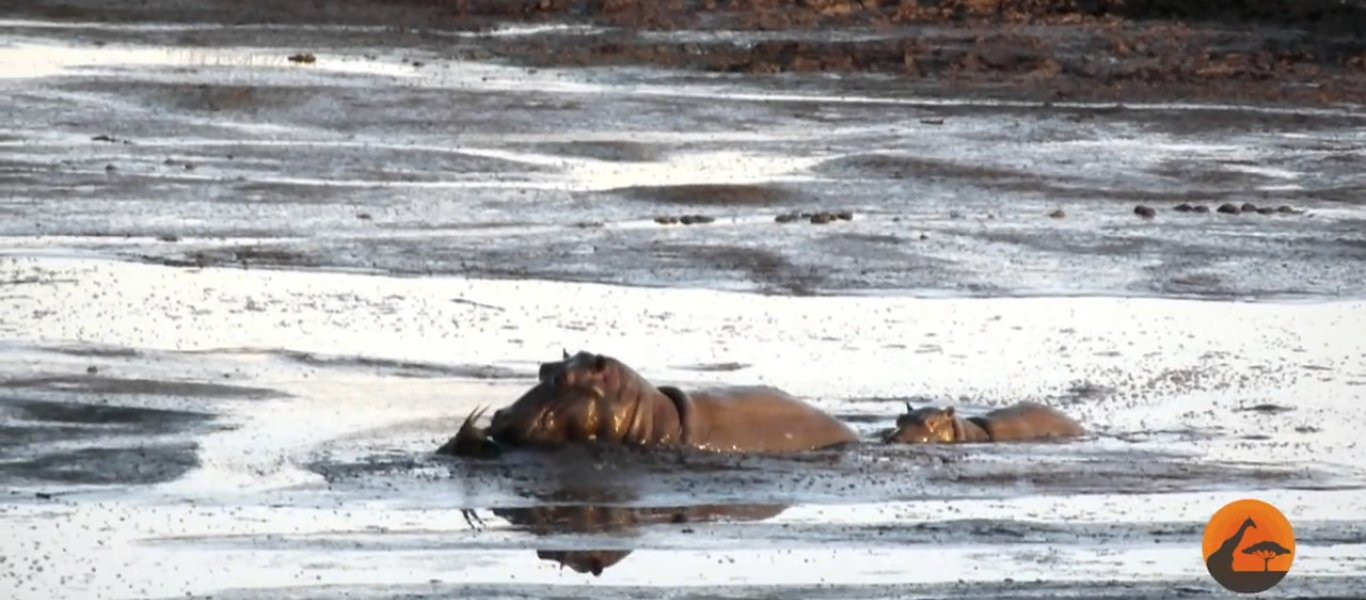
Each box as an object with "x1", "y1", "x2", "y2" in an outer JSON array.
[
  {"x1": 949, "y1": 210, "x2": 965, "y2": 220},
  {"x1": 35, "y1": 492, "x2": 52, "y2": 500},
  {"x1": 1240, "y1": 202, "x2": 1258, "y2": 213},
  {"x1": 919, "y1": 233, "x2": 928, "y2": 240},
  {"x1": 287, "y1": 53, "x2": 317, "y2": 64},
  {"x1": 91, "y1": 135, "x2": 118, "y2": 143},
  {"x1": 1192, "y1": 205, "x2": 1211, "y2": 213},
  {"x1": 1216, "y1": 203, "x2": 1240, "y2": 214},
  {"x1": 1134, "y1": 205, "x2": 1156, "y2": 218},
  {"x1": 105, "y1": 164, "x2": 116, "y2": 172},
  {"x1": 1173, "y1": 203, "x2": 1194, "y2": 212},
  {"x1": 183, "y1": 162, "x2": 196, "y2": 170},
  {"x1": 655, "y1": 216, "x2": 679, "y2": 225},
  {"x1": 1256, "y1": 207, "x2": 1275, "y2": 215},
  {"x1": 86, "y1": 366, "x2": 98, "y2": 374},
  {"x1": 575, "y1": 221, "x2": 604, "y2": 228},
  {"x1": 157, "y1": 234, "x2": 180, "y2": 243},
  {"x1": 891, "y1": 216, "x2": 902, "y2": 223},
  {"x1": 835, "y1": 210, "x2": 854, "y2": 221},
  {"x1": 411, "y1": 61, "x2": 425, "y2": 68},
  {"x1": 163, "y1": 158, "x2": 178, "y2": 166},
  {"x1": 920, "y1": 118, "x2": 944, "y2": 125},
  {"x1": 775, "y1": 213, "x2": 798, "y2": 224},
  {"x1": 356, "y1": 213, "x2": 373, "y2": 220},
  {"x1": 810, "y1": 212, "x2": 835, "y2": 224},
  {"x1": 1048, "y1": 209, "x2": 1065, "y2": 219},
  {"x1": 1276, "y1": 205, "x2": 1301, "y2": 214}
]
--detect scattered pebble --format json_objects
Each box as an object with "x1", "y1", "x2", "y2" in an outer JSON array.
[
  {"x1": 1192, "y1": 205, "x2": 1211, "y2": 213},
  {"x1": 86, "y1": 366, "x2": 98, "y2": 374},
  {"x1": 835, "y1": 210, "x2": 854, "y2": 221},
  {"x1": 1240, "y1": 202, "x2": 1259, "y2": 213},
  {"x1": 810, "y1": 213, "x2": 835, "y2": 224},
  {"x1": 949, "y1": 210, "x2": 965, "y2": 220},
  {"x1": 1048, "y1": 209, "x2": 1065, "y2": 219},
  {"x1": 288, "y1": 53, "x2": 317, "y2": 64},
  {"x1": 157, "y1": 234, "x2": 180, "y2": 243},
  {"x1": 105, "y1": 164, "x2": 116, "y2": 172},
  {"x1": 656, "y1": 216, "x2": 680, "y2": 225},
  {"x1": 575, "y1": 221, "x2": 605, "y2": 228},
  {"x1": 920, "y1": 118, "x2": 944, "y2": 125},
  {"x1": 1256, "y1": 207, "x2": 1275, "y2": 215},
  {"x1": 1216, "y1": 203, "x2": 1240, "y2": 214},
  {"x1": 1173, "y1": 203, "x2": 1194, "y2": 213},
  {"x1": 1134, "y1": 205, "x2": 1156, "y2": 218}
]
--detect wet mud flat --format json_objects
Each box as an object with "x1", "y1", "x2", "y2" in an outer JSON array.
[
  {"x1": 3, "y1": 2, "x2": 1366, "y2": 599},
  {"x1": 3, "y1": 11, "x2": 1366, "y2": 299},
  {"x1": 3, "y1": 258, "x2": 1366, "y2": 599}
]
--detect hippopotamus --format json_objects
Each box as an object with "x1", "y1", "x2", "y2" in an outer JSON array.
[
  {"x1": 881, "y1": 401, "x2": 1084, "y2": 444},
  {"x1": 438, "y1": 350, "x2": 858, "y2": 456}
]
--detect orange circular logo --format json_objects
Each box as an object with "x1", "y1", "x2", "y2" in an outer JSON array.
[{"x1": 1202, "y1": 499, "x2": 1296, "y2": 593}]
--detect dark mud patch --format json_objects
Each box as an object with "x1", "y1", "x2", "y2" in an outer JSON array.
[
  {"x1": 673, "y1": 362, "x2": 750, "y2": 373},
  {"x1": 650, "y1": 243, "x2": 819, "y2": 296},
  {"x1": 526, "y1": 141, "x2": 664, "y2": 163},
  {"x1": 39, "y1": 344, "x2": 142, "y2": 358},
  {"x1": 275, "y1": 350, "x2": 527, "y2": 380},
  {"x1": 0, "y1": 398, "x2": 226, "y2": 486},
  {"x1": 815, "y1": 154, "x2": 1031, "y2": 183},
  {"x1": 309, "y1": 441, "x2": 1349, "y2": 508},
  {"x1": 0, "y1": 375, "x2": 282, "y2": 400},
  {"x1": 0, "y1": 443, "x2": 202, "y2": 485},
  {"x1": 609, "y1": 184, "x2": 799, "y2": 206},
  {"x1": 1234, "y1": 403, "x2": 1296, "y2": 414}
]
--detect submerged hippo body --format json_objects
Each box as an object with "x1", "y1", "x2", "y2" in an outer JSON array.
[
  {"x1": 884, "y1": 401, "x2": 1084, "y2": 444},
  {"x1": 440, "y1": 350, "x2": 858, "y2": 456}
]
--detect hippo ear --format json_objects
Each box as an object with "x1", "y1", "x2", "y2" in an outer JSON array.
[
  {"x1": 904, "y1": 401, "x2": 913, "y2": 413},
  {"x1": 591, "y1": 354, "x2": 607, "y2": 372},
  {"x1": 562, "y1": 348, "x2": 570, "y2": 359}
]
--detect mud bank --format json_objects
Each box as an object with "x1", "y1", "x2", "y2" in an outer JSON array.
[{"x1": 9, "y1": 0, "x2": 1366, "y2": 105}]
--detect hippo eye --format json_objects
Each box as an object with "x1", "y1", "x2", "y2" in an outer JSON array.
[{"x1": 550, "y1": 372, "x2": 563, "y2": 387}]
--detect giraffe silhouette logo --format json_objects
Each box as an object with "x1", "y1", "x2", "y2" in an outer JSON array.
[{"x1": 1203, "y1": 499, "x2": 1296, "y2": 593}]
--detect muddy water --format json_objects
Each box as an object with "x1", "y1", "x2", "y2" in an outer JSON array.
[{"x1": 3, "y1": 16, "x2": 1366, "y2": 600}]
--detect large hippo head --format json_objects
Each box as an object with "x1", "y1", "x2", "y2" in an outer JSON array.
[
  {"x1": 483, "y1": 350, "x2": 684, "y2": 448},
  {"x1": 882, "y1": 403, "x2": 961, "y2": 444}
]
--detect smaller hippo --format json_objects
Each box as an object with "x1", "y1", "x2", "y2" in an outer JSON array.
[{"x1": 883, "y1": 401, "x2": 1084, "y2": 444}]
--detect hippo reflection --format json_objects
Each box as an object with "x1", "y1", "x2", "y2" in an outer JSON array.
[{"x1": 467, "y1": 502, "x2": 788, "y2": 576}]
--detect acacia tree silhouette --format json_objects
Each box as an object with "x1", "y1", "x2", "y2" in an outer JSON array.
[{"x1": 1242, "y1": 540, "x2": 1292, "y2": 572}]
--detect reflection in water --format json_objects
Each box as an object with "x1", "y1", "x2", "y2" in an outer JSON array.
[{"x1": 465, "y1": 488, "x2": 787, "y2": 576}]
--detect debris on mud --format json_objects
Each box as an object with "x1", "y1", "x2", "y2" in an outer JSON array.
[
  {"x1": 1049, "y1": 209, "x2": 1066, "y2": 219},
  {"x1": 656, "y1": 215, "x2": 716, "y2": 226},
  {"x1": 91, "y1": 134, "x2": 132, "y2": 144},
  {"x1": 775, "y1": 210, "x2": 855, "y2": 224},
  {"x1": 287, "y1": 53, "x2": 316, "y2": 64},
  {"x1": 1134, "y1": 205, "x2": 1156, "y2": 219},
  {"x1": 1217, "y1": 203, "x2": 1241, "y2": 214}
]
